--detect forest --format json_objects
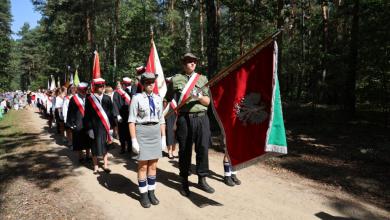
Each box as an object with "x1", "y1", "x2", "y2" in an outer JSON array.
[{"x1": 0, "y1": 0, "x2": 388, "y2": 120}]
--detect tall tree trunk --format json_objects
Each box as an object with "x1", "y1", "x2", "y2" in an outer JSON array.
[
  {"x1": 277, "y1": 0, "x2": 285, "y2": 94},
  {"x1": 199, "y1": 0, "x2": 205, "y2": 65},
  {"x1": 169, "y1": 0, "x2": 175, "y2": 32},
  {"x1": 321, "y1": 0, "x2": 329, "y2": 83},
  {"x1": 239, "y1": 11, "x2": 244, "y2": 55},
  {"x1": 86, "y1": 15, "x2": 93, "y2": 49},
  {"x1": 206, "y1": 0, "x2": 219, "y2": 77},
  {"x1": 296, "y1": 1, "x2": 306, "y2": 102},
  {"x1": 113, "y1": 0, "x2": 119, "y2": 81},
  {"x1": 345, "y1": 0, "x2": 359, "y2": 115},
  {"x1": 182, "y1": 0, "x2": 194, "y2": 52}
]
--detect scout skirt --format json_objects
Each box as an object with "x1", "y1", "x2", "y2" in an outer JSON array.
[{"x1": 136, "y1": 123, "x2": 162, "y2": 161}]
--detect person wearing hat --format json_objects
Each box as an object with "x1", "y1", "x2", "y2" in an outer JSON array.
[
  {"x1": 128, "y1": 72, "x2": 166, "y2": 208},
  {"x1": 84, "y1": 78, "x2": 116, "y2": 174},
  {"x1": 66, "y1": 82, "x2": 92, "y2": 162},
  {"x1": 113, "y1": 77, "x2": 136, "y2": 154},
  {"x1": 165, "y1": 52, "x2": 215, "y2": 196}
]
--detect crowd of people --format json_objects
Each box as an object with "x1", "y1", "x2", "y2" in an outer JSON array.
[
  {"x1": 1, "y1": 53, "x2": 241, "y2": 208},
  {"x1": 0, "y1": 90, "x2": 38, "y2": 119}
]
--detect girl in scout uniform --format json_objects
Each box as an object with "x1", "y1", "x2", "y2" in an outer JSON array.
[{"x1": 128, "y1": 72, "x2": 166, "y2": 208}]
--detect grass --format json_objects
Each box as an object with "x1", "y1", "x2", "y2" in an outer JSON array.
[{"x1": 0, "y1": 110, "x2": 22, "y2": 156}]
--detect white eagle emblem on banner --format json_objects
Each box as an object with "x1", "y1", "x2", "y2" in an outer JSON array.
[{"x1": 234, "y1": 93, "x2": 268, "y2": 125}]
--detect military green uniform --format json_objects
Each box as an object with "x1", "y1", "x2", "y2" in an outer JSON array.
[{"x1": 166, "y1": 72, "x2": 211, "y2": 178}]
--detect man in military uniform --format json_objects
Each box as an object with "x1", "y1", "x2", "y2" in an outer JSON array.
[
  {"x1": 113, "y1": 77, "x2": 136, "y2": 154},
  {"x1": 166, "y1": 53, "x2": 215, "y2": 196}
]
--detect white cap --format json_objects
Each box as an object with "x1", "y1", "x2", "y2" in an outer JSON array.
[
  {"x1": 78, "y1": 82, "x2": 88, "y2": 89},
  {"x1": 136, "y1": 66, "x2": 146, "y2": 75},
  {"x1": 122, "y1": 77, "x2": 132, "y2": 84},
  {"x1": 92, "y1": 78, "x2": 105, "y2": 85}
]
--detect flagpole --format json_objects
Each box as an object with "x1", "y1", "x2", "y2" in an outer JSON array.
[
  {"x1": 150, "y1": 25, "x2": 154, "y2": 42},
  {"x1": 207, "y1": 30, "x2": 282, "y2": 88},
  {"x1": 167, "y1": 30, "x2": 282, "y2": 116}
]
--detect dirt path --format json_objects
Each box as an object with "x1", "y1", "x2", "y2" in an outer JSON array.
[{"x1": 1, "y1": 108, "x2": 389, "y2": 220}]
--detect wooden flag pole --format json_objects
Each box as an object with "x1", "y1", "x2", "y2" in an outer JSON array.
[{"x1": 167, "y1": 30, "x2": 282, "y2": 117}]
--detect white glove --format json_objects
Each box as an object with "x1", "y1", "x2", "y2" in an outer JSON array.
[
  {"x1": 88, "y1": 129, "x2": 94, "y2": 139},
  {"x1": 131, "y1": 138, "x2": 140, "y2": 154},
  {"x1": 161, "y1": 136, "x2": 167, "y2": 151},
  {"x1": 117, "y1": 115, "x2": 123, "y2": 123},
  {"x1": 191, "y1": 90, "x2": 203, "y2": 101}
]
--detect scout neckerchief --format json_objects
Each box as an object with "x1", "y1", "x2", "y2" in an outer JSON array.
[
  {"x1": 116, "y1": 88, "x2": 131, "y2": 104},
  {"x1": 178, "y1": 72, "x2": 200, "y2": 106},
  {"x1": 88, "y1": 94, "x2": 111, "y2": 142},
  {"x1": 73, "y1": 94, "x2": 85, "y2": 116},
  {"x1": 163, "y1": 99, "x2": 177, "y2": 116}
]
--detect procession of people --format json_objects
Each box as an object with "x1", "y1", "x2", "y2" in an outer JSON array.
[{"x1": 6, "y1": 52, "x2": 241, "y2": 208}]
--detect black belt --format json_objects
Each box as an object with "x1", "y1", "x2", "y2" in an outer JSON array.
[
  {"x1": 138, "y1": 122, "x2": 159, "y2": 126},
  {"x1": 180, "y1": 111, "x2": 207, "y2": 118}
]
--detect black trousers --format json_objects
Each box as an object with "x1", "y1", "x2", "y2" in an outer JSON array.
[
  {"x1": 118, "y1": 121, "x2": 131, "y2": 150},
  {"x1": 176, "y1": 113, "x2": 211, "y2": 178}
]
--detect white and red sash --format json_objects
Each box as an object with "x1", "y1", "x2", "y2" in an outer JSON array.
[
  {"x1": 73, "y1": 94, "x2": 85, "y2": 116},
  {"x1": 178, "y1": 72, "x2": 200, "y2": 105},
  {"x1": 116, "y1": 88, "x2": 131, "y2": 104},
  {"x1": 163, "y1": 99, "x2": 177, "y2": 116},
  {"x1": 88, "y1": 94, "x2": 111, "y2": 142}
]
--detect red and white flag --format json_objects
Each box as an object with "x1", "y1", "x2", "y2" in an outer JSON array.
[
  {"x1": 210, "y1": 37, "x2": 287, "y2": 170},
  {"x1": 145, "y1": 40, "x2": 167, "y2": 98},
  {"x1": 92, "y1": 51, "x2": 101, "y2": 80}
]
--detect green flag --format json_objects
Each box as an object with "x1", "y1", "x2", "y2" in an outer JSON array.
[{"x1": 73, "y1": 69, "x2": 80, "y2": 86}]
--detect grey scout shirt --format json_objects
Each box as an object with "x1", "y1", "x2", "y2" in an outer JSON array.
[{"x1": 128, "y1": 92, "x2": 165, "y2": 124}]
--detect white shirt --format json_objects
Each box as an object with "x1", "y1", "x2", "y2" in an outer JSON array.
[{"x1": 55, "y1": 96, "x2": 64, "y2": 108}]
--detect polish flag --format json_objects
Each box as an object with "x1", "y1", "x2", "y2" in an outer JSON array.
[{"x1": 145, "y1": 40, "x2": 167, "y2": 98}]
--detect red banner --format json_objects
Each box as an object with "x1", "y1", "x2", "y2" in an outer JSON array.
[{"x1": 210, "y1": 42, "x2": 275, "y2": 167}]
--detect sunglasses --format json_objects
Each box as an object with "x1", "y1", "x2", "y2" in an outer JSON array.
[
  {"x1": 144, "y1": 80, "x2": 155, "y2": 85},
  {"x1": 95, "y1": 84, "x2": 105, "y2": 88}
]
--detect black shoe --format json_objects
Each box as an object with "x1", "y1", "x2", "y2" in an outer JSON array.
[
  {"x1": 198, "y1": 176, "x2": 215, "y2": 194},
  {"x1": 180, "y1": 178, "x2": 190, "y2": 197},
  {"x1": 140, "y1": 192, "x2": 151, "y2": 208},
  {"x1": 231, "y1": 174, "x2": 241, "y2": 185},
  {"x1": 148, "y1": 190, "x2": 160, "y2": 205},
  {"x1": 224, "y1": 176, "x2": 235, "y2": 187},
  {"x1": 102, "y1": 167, "x2": 111, "y2": 173}
]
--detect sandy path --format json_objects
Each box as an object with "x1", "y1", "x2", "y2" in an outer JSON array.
[{"x1": 1, "y1": 108, "x2": 389, "y2": 220}]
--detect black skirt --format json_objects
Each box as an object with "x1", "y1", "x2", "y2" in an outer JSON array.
[{"x1": 72, "y1": 129, "x2": 92, "y2": 151}]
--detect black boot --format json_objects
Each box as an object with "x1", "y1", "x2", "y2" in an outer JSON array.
[
  {"x1": 148, "y1": 190, "x2": 160, "y2": 205},
  {"x1": 231, "y1": 174, "x2": 241, "y2": 185},
  {"x1": 139, "y1": 192, "x2": 151, "y2": 208},
  {"x1": 180, "y1": 177, "x2": 190, "y2": 197},
  {"x1": 198, "y1": 176, "x2": 215, "y2": 194},
  {"x1": 224, "y1": 176, "x2": 235, "y2": 187}
]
